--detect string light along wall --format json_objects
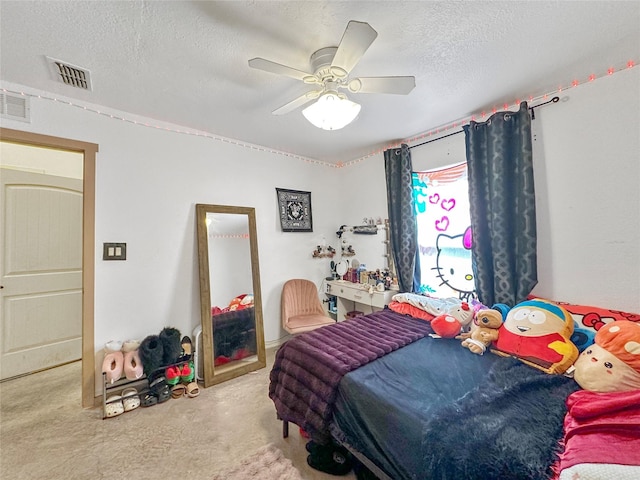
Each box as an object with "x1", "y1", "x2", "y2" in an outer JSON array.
[
  {"x1": 210, "y1": 234, "x2": 250, "y2": 239},
  {"x1": 1, "y1": 59, "x2": 635, "y2": 169},
  {"x1": 0, "y1": 86, "x2": 335, "y2": 169},
  {"x1": 342, "y1": 59, "x2": 637, "y2": 168}
]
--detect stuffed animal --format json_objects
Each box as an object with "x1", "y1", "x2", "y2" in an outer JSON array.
[
  {"x1": 430, "y1": 302, "x2": 474, "y2": 338},
  {"x1": 555, "y1": 320, "x2": 640, "y2": 477},
  {"x1": 491, "y1": 298, "x2": 579, "y2": 375},
  {"x1": 228, "y1": 293, "x2": 254, "y2": 311},
  {"x1": 456, "y1": 308, "x2": 502, "y2": 354},
  {"x1": 431, "y1": 314, "x2": 465, "y2": 338},
  {"x1": 572, "y1": 320, "x2": 640, "y2": 392}
]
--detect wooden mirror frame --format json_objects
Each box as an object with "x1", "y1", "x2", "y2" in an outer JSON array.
[{"x1": 196, "y1": 204, "x2": 266, "y2": 387}]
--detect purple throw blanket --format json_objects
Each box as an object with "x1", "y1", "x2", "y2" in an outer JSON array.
[{"x1": 269, "y1": 309, "x2": 432, "y2": 441}]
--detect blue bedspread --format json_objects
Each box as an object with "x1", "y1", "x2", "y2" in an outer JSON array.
[{"x1": 331, "y1": 336, "x2": 578, "y2": 480}]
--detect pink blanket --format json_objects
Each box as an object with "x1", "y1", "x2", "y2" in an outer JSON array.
[{"x1": 558, "y1": 389, "x2": 640, "y2": 471}]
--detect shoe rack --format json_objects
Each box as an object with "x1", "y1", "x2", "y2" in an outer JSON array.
[{"x1": 102, "y1": 356, "x2": 194, "y2": 419}]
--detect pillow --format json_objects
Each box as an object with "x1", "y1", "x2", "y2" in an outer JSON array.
[
  {"x1": 388, "y1": 301, "x2": 435, "y2": 322},
  {"x1": 391, "y1": 292, "x2": 464, "y2": 317},
  {"x1": 491, "y1": 298, "x2": 579, "y2": 375},
  {"x1": 529, "y1": 295, "x2": 640, "y2": 351},
  {"x1": 573, "y1": 321, "x2": 640, "y2": 392}
]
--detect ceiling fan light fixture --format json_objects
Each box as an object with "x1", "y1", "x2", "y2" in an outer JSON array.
[{"x1": 302, "y1": 92, "x2": 361, "y2": 130}]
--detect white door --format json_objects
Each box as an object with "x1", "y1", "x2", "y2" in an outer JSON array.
[{"x1": 0, "y1": 168, "x2": 83, "y2": 379}]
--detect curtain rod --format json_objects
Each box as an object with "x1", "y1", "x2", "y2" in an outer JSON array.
[{"x1": 409, "y1": 96, "x2": 560, "y2": 150}]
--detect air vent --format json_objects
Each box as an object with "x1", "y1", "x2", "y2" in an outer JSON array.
[
  {"x1": 46, "y1": 56, "x2": 92, "y2": 90},
  {"x1": 0, "y1": 92, "x2": 30, "y2": 122}
]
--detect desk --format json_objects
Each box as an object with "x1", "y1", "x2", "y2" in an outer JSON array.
[{"x1": 325, "y1": 280, "x2": 395, "y2": 321}]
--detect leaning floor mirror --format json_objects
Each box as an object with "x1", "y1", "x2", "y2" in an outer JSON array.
[{"x1": 196, "y1": 204, "x2": 266, "y2": 388}]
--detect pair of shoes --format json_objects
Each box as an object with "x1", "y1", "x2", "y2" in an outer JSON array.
[
  {"x1": 186, "y1": 382, "x2": 199, "y2": 398},
  {"x1": 141, "y1": 376, "x2": 171, "y2": 407},
  {"x1": 177, "y1": 336, "x2": 193, "y2": 363},
  {"x1": 167, "y1": 361, "x2": 198, "y2": 400},
  {"x1": 306, "y1": 441, "x2": 353, "y2": 476},
  {"x1": 105, "y1": 395, "x2": 125, "y2": 418},
  {"x1": 170, "y1": 381, "x2": 200, "y2": 399},
  {"x1": 122, "y1": 340, "x2": 143, "y2": 380},
  {"x1": 102, "y1": 340, "x2": 143, "y2": 384},
  {"x1": 107, "y1": 387, "x2": 141, "y2": 415},
  {"x1": 165, "y1": 361, "x2": 195, "y2": 386},
  {"x1": 121, "y1": 387, "x2": 141, "y2": 412},
  {"x1": 171, "y1": 384, "x2": 186, "y2": 398},
  {"x1": 139, "y1": 327, "x2": 183, "y2": 377}
]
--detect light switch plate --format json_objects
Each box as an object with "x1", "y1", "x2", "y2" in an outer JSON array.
[{"x1": 103, "y1": 242, "x2": 126, "y2": 260}]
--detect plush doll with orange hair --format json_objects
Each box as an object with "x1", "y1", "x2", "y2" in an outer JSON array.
[
  {"x1": 228, "y1": 293, "x2": 254, "y2": 311},
  {"x1": 572, "y1": 320, "x2": 640, "y2": 392},
  {"x1": 557, "y1": 320, "x2": 640, "y2": 478}
]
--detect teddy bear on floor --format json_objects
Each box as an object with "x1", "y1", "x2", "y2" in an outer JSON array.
[{"x1": 456, "y1": 308, "x2": 502, "y2": 354}]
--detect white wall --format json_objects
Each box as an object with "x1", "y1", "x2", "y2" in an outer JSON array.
[
  {"x1": 1, "y1": 83, "x2": 342, "y2": 394},
  {"x1": 530, "y1": 67, "x2": 639, "y2": 312},
  {"x1": 348, "y1": 67, "x2": 640, "y2": 314},
  {"x1": 0, "y1": 142, "x2": 83, "y2": 178},
  {"x1": 1, "y1": 66, "x2": 638, "y2": 395},
  {"x1": 331, "y1": 157, "x2": 392, "y2": 274}
]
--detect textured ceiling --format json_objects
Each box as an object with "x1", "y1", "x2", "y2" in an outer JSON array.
[{"x1": 1, "y1": 1, "x2": 638, "y2": 164}]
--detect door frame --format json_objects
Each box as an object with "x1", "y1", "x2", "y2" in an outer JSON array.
[{"x1": 0, "y1": 127, "x2": 97, "y2": 408}]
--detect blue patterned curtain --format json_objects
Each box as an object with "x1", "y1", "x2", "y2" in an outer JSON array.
[
  {"x1": 384, "y1": 144, "x2": 420, "y2": 292},
  {"x1": 463, "y1": 102, "x2": 537, "y2": 307}
]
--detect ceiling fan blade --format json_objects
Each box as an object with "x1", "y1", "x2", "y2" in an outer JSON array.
[
  {"x1": 248, "y1": 58, "x2": 315, "y2": 82},
  {"x1": 272, "y1": 90, "x2": 323, "y2": 115},
  {"x1": 330, "y1": 21, "x2": 378, "y2": 77},
  {"x1": 348, "y1": 76, "x2": 416, "y2": 95}
]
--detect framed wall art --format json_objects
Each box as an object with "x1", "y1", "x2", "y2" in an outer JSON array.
[{"x1": 276, "y1": 188, "x2": 313, "y2": 232}]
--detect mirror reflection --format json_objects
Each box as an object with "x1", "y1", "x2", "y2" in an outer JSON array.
[{"x1": 196, "y1": 204, "x2": 265, "y2": 387}]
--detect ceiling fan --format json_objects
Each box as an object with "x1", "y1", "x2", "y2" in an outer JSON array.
[{"x1": 248, "y1": 20, "x2": 415, "y2": 129}]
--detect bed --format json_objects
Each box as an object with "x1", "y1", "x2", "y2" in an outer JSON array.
[{"x1": 269, "y1": 307, "x2": 639, "y2": 479}]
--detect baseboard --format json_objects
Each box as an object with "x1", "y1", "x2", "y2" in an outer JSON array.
[{"x1": 266, "y1": 335, "x2": 290, "y2": 350}]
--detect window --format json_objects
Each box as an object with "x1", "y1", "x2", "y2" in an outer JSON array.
[{"x1": 412, "y1": 162, "x2": 476, "y2": 300}]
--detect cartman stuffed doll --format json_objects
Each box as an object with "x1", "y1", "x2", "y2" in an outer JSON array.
[{"x1": 491, "y1": 298, "x2": 579, "y2": 374}]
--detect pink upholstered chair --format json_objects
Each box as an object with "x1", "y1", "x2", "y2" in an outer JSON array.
[{"x1": 281, "y1": 279, "x2": 335, "y2": 334}]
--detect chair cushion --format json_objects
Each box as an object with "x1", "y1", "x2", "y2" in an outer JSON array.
[{"x1": 287, "y1": 314, "x2": 334, "y2": 333}]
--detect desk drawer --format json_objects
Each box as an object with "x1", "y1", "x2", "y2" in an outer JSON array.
[
  {"x1": 328, "y1": 282, "x2": 389, "y2": 308},
  {"x1": 333, "y1": 283, "x2": 367, "y2": 303}
]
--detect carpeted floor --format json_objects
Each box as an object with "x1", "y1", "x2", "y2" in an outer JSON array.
[{"x1": 0, "y1": 347, "x2": 357, "y2": 480}]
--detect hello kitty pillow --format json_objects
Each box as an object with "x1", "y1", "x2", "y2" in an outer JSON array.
[{"x1": 529, "y1": 295, "x2": 640, "y2": 352}]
